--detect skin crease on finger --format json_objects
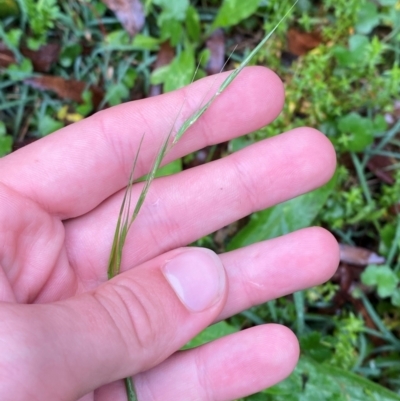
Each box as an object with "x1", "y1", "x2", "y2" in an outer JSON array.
[
  {"x1": 64, "y1": 127, "x2": 336, "y2": 291},
  {"x1": 0, "y1": 67, "x2": 284, "y2": 220},
  {"x1": 93, "y1": 325, "x2": 300, "y2": 401}
]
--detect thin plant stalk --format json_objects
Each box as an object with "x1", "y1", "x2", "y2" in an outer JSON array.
[{"x1": 106, "y1": 2, "x2": 298, "y2": 400}]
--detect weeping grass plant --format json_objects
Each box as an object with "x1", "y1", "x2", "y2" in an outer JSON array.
[{"x1": 106, "y1": 2, "x2": 298, "y2": 400}]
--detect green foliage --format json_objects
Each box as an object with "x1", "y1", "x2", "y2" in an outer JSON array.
[
  {"x1": 0, "y1": 0, "x2": 19, "y2": 18},
  {"x1": 228, "y1": 177, "x2": 335, "y2": 250},
  {"x1": 212, "y1": 0, "x2": 261, "y2": 29},
  {"x1": 187, "y1": 319, "x2": 400, "y2": 401},
  {"x1": 0, "y1": 121, "x2": 12, "y2": 156},
  {"x1": 183, "y1": 321, "x2": 237, "y2": 349},
  {"x1": 362, "y1": 265, "x2": 400, "y2": 303},
  {"x1": 356, "y1": 2, "x2": 381, "y2": 34},
  {"x1": 261, "y1": 355, "x2": 400, "y2": 401},
  {"x1": 2, "y1": 0, "x2": 400, "y2": 395},
  {"x1": 25, "y1": 0, "x2": 61, "y2": 49},
  {"x1": 5, "y1": 57, "x2": 33, "y2": 80},
  {"x1": 336, "y1": 112, "x2": 378, "y2": 152},
  {"x1": 152, "y1": 0, "x2": 189, "y2": 22},
  {"x1": 38, "y1": 114, "x2": 63, "y2": 136},
  {"x1": 330, "y1": 313, "x2": 364, "y2": 370},
  {"x1": 151, "y1": 46, "x2": 196, "y2": 92}
]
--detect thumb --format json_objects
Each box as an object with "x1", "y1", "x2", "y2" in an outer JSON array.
[{"x1": 0, "y1": 248, "x2": 227, "y2": 401}]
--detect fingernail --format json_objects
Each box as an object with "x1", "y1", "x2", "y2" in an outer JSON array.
[{"x1": 162, "y1": 248, "x2": 225, "y2": 312}]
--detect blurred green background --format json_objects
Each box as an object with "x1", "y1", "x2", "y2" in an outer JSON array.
[{"x1": 1, "y1": 0, "x2": 400, "y2": 399}]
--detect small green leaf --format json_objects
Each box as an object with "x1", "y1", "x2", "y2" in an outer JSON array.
[
  {"x1": 391, "y1": 288, "x2": 400, "y2": 307},
  {"x1": 60, "y1": 43, "x2": 83, "y2": 68},
  {"x1": 76, "y1": 90, "x2": 93, "y2": 117},
  {"x1": 5, "y1": 28, "x2": 22, "y2": 48},
  {"x1": 6, "y1": 58, "x2": 33, "y2": 81},
  {"x1": 185, "y1": 5, "x2": 201, "y2": 42},
  {"x1": 373, "y1": 114, "x2": 388, "y2": 133},
  {"x1": 0, "y1": 121, "x2": 6, "y2": 137},
  {"x1": 122, "y1": 68, "x2": 138, "y2": 89},
  {"x1": 361, "y1": 265, "x2": 399, "y2": 298},
  {"x1": 26, "y1": 37, "x2": 43, "y2": 51},
  {"x1": 300, "y1": 332, "x2": 333, "y2": 363},
  {"x1": 151, "y1": 46, "x2": 195, "y2": 92},
  {"x1": 228, "y1": 176, "x2": 335, "y2": 250},
  {"x1": 105, "y1": 82, "x2": 130, "y2": 106},
  {"x1": 159, "y1": 18, "x2": 183, "y2": 46},
  {"x1": 213, "y1": 0, "x2": 261, "y2": 28},
  {"x1": 131, "y1": 34, "x2": 160, "y2": 50},
  {"x1": 334, "y1": 35, "x2": 369, "y2": 68},
  {"x1": 337, "y1": 112, "x2": 374, "y2": 152},
  {"x1": 39, "y1": 115, "x2": 63, "y2": 136},
  {"x1": 183, "y1": 321, "x2": 237, "y2": 349},
  {"x1": 0, "y1": 122, "x2": 12, "y2": 157},
  {"x1": 106, "y1": 29, "x2": 130, "y2": 45}
]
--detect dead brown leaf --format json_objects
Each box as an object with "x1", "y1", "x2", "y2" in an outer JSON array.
[
  {"x1": 287, "y1": 28, "x2": 322, "y2": 56},
  {"x1": 0, "y1": 43, "x2": 15, "y2": 68},
  {"x1": 101, "y1": 0, "x2": 145, "y2": 36},
  {"x1": 206, "y1": 29, "x2": 225, "y2": 75},
  {"x1": 339, "y1": 243, "x2": 385, "y2": 266},
  {"x1": 367, "y1": 154, "x2": 396, "y2": 184},
  {"x1": 0, "y1": 42, "x2": 60, "y2": 72},
  {"x1": 22, "y1": 43, "x2": 60, "y2": 72},
  {"x1": 149, "y1": 41, "x2": 175, "y2": 97},
  {"x1": 24, "y1": 75, "x2": 104, "y2": 109}
]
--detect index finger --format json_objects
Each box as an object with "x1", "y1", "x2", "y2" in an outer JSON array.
[{"x1": 0, "y1": 67, "x2": 284, "y2": 219}]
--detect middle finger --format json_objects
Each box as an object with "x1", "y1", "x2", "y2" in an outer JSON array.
[{"x1": 65, "y1": 127, "x2": 335, "y2": 285}]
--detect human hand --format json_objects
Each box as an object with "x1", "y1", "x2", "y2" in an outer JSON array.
[{"x1": 0, "y1": 67, "x2": 339, "y2": 401}]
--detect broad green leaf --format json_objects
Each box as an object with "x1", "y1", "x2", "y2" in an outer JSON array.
[
  {"x1": 160, "y1": 18, "x2": 183, "y2": 46},
  {"x1": 153, "y1": 0, "x2": 189, "y2": 22},
  {"x1": 106, "y1": 30, "x2": 130, "y2": 45},
  {"x1": 361, "y1": 265, "x2": 399, "y2": 298},
  {"x1": 0, "y1": 0, "x2": 19, "y2": 18},
  {"x1": 299, "y1": 332, "x2": 333, "y2": 363},
  {"x1": 228, "y1": 177, "x2": 335, "y2": 250},
  {"x1": 185, "y1": 5, "x2": 201, "y2": 43},
  {"x1": 337, "y1": 112, "x2": 374, "y2": 152},
  {"x1": 151, "y1": 47, "x2": 195, "y2": 92},
  {"x1": 131, "y1": 34, "x2": 160, "y2": 50},
  {"x1": 259, "y1": 355, "x2": 400, "y2": 401},
  {"x1": 213, "y1": 0, "x2": 261, "y2": 28},
  {"x1": 155, "y1": 159, "x2": 182, "y2": 177},
  {"x1": 156, "y1": 159, "x2": 182, "y2": 177},
  {"x1": 183, "y1": 321, "x2": 237, "y2": 349},
  {"x1": 356, "y1": 1, "x2": 380, "y2": 34}
]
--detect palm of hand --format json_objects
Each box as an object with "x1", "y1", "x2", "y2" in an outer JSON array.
[{"x1": 0, "y1": 68, "x2": 338, "y2": 401}]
